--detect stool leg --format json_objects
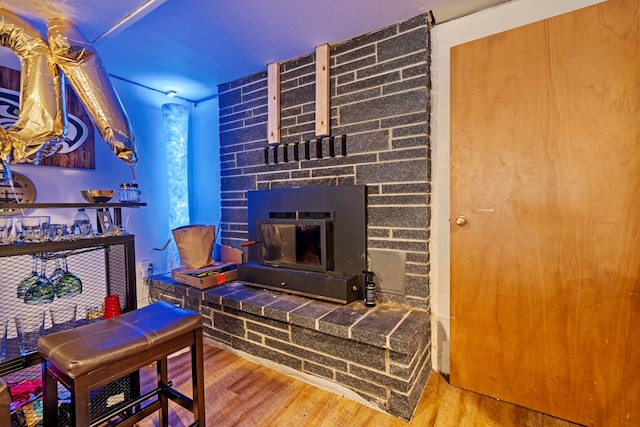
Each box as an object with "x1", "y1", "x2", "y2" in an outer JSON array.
[
  {"x1": 158, "y1": 357, "x2": 169, "y2": 427},
  {"x1": 192, "y1": 329, "x2": 205, "y2": 426},
  {"x1": 42, "y1": 362, "x2": 58, "y2": 427},
  {"x1": 73, "y1": 375, "x2": 91, "y2": 427},
  {"x1": 0, "y1": 403, "x2": 9, "y2": 427}
]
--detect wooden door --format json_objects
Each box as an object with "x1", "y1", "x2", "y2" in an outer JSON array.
[{"x1": 450, "y1": 1, "x2": 639, "y2": 425}]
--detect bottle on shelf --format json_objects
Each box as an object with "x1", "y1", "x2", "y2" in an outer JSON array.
[
  {"x1": 363, "y1": 270, "x2": 376, "y2": 307},
  {"x1": 73, "y1": 209, "x2": 91, "y2": 236}
]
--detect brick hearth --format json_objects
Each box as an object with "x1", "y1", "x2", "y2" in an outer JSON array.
[{"x1": 148, "y1": 276, "x2": 430, "y2": 421}]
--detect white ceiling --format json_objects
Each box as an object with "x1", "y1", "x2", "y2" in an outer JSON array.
[{"x1": 0, "y1": 0, "x2": 506, "y2": 103}]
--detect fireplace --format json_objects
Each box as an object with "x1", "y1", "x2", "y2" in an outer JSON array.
[
  {"x1": 237, "y1": 185, "x2": 366, "y2": 303},
  {"x1": 258, "y1": 218, "x2": 334, "y2": 272}
]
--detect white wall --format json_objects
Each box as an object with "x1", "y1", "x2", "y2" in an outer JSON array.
[
  {"x1": 430, "y1": 0, "x2": 605, "y2": 374},
  {"x1": 190, "y1": 98, "x2": 221, "y2": 230}
]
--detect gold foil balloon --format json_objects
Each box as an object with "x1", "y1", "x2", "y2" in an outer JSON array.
[
  {"x1": 0, "y1": 9, "x2": 66, "y2": 164},
  {"x1": 47, "y1": 18, "x2": 137, "y2": 165},
  {"x1": 0, "y1": 10, "x2": 136, "y2": 174}
]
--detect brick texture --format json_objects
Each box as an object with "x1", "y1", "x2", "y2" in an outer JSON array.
[
  {"x1": 202, "y1": 13, "x2": 433, "y2": 421},
  {"x1": 148, "y1": 278, "x2": 431, "y2": 421},
  {"x1": 218, "y1": 13, "x2": 431, "y2": 310}
]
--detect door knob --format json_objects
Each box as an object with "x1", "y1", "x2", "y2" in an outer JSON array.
[{"x1": 455, "y1": 215, "x2": 468, "y2": 227}]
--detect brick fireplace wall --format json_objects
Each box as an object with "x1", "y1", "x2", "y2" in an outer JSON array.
[
  {"x1": 218, "y1": 13, "x2": 432, "y2": 310},
  {"x1": 148, "y1": 14, "x2": 434, "y2": 421}
]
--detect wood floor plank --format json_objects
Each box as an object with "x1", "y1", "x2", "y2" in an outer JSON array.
[
  {"x1": 410, "y1": 371, "x2": 448, "y2": 426},
  {"x1": 131, "y1": 342, "x2": 583, "y2": 427}
]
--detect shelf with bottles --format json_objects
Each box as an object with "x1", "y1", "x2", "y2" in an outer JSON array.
[
  {"x1": 0, "y1": 201, "x2": 146, "y2": 244},
  {"x1": 0, "y1": 202, "x2": 146, "y2": 209},
  {"x1": 0, "y1": 202, "x2": 146, "y2": 229}
]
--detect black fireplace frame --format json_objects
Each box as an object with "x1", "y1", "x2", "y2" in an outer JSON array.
[{"x1": 238, "y1": 185, "x2": 366, "y2": 304}]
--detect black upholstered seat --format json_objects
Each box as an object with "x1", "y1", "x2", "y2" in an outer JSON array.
[
  {"x1": 38, "y1": 301, "x2": 202, "y2": 378},
  {"x1": 38, "y1": 300, "x2": 205, "y2": 426}
]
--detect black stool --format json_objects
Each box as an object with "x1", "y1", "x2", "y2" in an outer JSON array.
[{"x1": 38, "y1": 301, "x2": 205, "y2": 426}]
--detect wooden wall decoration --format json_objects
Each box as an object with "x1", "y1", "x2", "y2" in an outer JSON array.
[
  {"x1": 0, "y1": 65, "x2": 95, "y2": 169},
  {"x1": 315, "y1": 43, "x2": 330, "y2": 137},
  {"x1": 267, "y1": 62, "x2": 280, "y2": 144}
]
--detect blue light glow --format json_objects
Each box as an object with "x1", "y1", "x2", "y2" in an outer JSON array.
[{"x1": 162, "y1": 103, "x2": 190, "y2": 269}]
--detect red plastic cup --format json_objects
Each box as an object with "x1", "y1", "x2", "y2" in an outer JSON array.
[{"x1": 103, "y1": 294, "x2": 121, "y2": 319}]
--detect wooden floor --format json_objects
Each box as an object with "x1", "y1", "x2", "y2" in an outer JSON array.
[{"x1": 135, "y1": 342, "x2": 583, "y2": 427}]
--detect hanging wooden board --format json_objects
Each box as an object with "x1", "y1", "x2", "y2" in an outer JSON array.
[
  {"x1": 315, "y1": 43, "x2": 330, "y2": 137},
  {"x1": 267, "y1": 62, "x2": 280, "y2": 144}
]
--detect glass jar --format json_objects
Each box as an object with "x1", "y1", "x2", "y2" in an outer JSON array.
[
  {"x1": 119, "y1": 183, "x2": 141, "y2": 203},
  {"x1": 73, "y1": 209, "x2": 91, "y2": 236}
]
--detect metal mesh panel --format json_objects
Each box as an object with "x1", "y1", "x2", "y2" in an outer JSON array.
[
  {"x1": 106, "y1": 244, "x2": 127, "y2": 309},
  {"x1": 0, "y1": 249, "x2": 109, "y2": 365}
]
